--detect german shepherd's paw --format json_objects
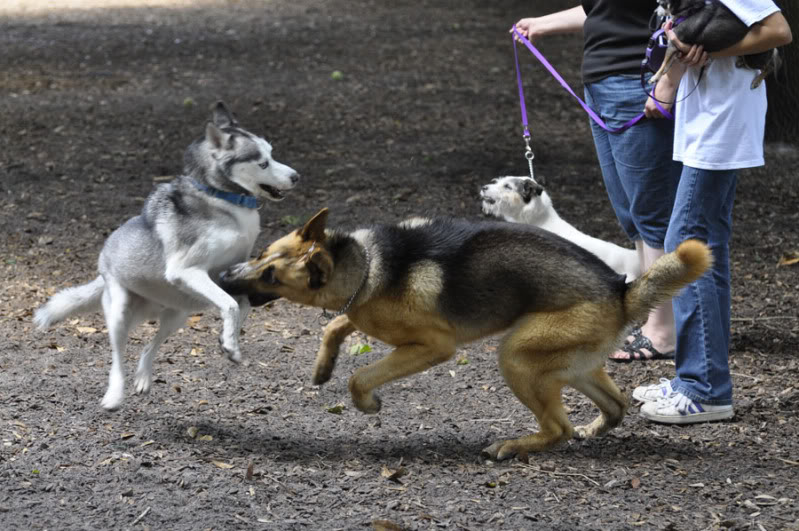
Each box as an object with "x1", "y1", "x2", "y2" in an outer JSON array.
[
  {"x1": 481, "y1": 440, "x2": 527, "y2": 462},
  {"x1": 311, "y1": 348, "x2": 337, "y2": 386},
  {"x1": 349, "y1": 389, "x2": 382, "y2": 414}
]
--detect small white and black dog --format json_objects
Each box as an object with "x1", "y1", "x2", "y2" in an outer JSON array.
[
  {"x1": 480, "y1": 176, "x2": 641, "y2": 280},
  {"x1": 34, "y1": 101, "x2": 299, "y2": 410}
]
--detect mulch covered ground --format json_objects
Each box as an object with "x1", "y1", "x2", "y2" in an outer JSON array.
[{"x1": 1, "y1": 0, "x2": 798, "y2": 529}]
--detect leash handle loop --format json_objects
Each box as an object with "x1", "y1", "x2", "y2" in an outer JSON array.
[{"x1": 512, "y1": 27, "x2": 653, "y2": 134}]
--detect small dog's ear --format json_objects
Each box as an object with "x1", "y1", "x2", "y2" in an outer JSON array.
[
  {"x1": 205, "y1": 122, "x2": 234, "y2": 150},
  {"x1": 210, "y1": 101, "x2": 238, "y2": 128},
  {"x1": 521, "y1": 179, "x2": 535, "y2": 203},
  {"x1": 299, "y1": 208, "x2": 329, "y2": 242},
  {"x1": 306, "y1": 250, "x2": 333, "y2": 290}
]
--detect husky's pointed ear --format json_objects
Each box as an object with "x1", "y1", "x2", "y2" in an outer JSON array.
[
  {"x1": 306, "y1": 250, "x2": 333, "y2": 290},
  {"x1": 210, "y1": 101, "x2": 238, "y2": 128},
  {"x1": 205, "y1": 121, "x2": 234, "y2": 150},
  {"x1": 299, "y1": 208, "x2": 329, "y2": 242}
]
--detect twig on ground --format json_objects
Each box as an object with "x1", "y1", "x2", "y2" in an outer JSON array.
[
  {"x1": 131, "y1": 507, "x2": 151, "y2": 526},
  {"x1": 515, "y1": 463, "x2": 600, "y2": 486}
]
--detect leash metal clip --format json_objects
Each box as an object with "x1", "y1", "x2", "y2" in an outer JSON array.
[{"x1": 523, "y1": 133, "x2": 535, "y2": 180}]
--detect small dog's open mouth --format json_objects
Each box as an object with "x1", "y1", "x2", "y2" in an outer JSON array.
[
  {"x1": 482, "y1": 197, "x2": 496, "y2": 205},
  {"x1": 260, "y1": 184, "x2": 285, "y2": 200}
]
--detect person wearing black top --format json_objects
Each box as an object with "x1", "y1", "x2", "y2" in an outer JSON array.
[{"x1": 513, "y1": 1, "x2": 681, "y2": 362}]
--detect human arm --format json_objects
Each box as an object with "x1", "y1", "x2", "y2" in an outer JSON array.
[
  {"x1": 709, "y1": 11, "x2": 792, "y2": 57},
  {"x1": 644, "y1": 21, "x2": 708, "y2": 118},
  {"x1": 512, "y1": 6, "x2": 586, "y2": 42}
]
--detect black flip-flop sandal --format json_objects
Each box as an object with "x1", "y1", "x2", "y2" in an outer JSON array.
[{"x1": 613, "y1": 333, "x2": 675, "y2": 362}]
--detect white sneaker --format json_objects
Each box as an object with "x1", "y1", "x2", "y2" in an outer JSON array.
[
  {"x1": 632, "y1": 378, "x2": 674, "y2": 403},
  {"x1": 640, "y1": 391, "x2": 734, "y2": 424}
]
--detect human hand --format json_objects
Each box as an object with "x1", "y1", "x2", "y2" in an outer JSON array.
[
  {"x1": 512, "y1": 18, "x2": 543, "y2": 42},
  {"x1": 644, "y1": 70, "x2": 678, "y2": 118},
  {"x1": 644, "y1": 70, "x2": 680, "y2": 118},
  {"x1": 665, "y1": 21, "x2": 709, "y2": 68}
]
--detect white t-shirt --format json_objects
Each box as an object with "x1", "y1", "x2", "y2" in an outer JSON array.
[{"x1": 672, "y1": 0, "x2": 780, "y2": 170}]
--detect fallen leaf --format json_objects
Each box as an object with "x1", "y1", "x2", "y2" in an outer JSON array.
[
  {"x1": 187, "y1": 426, "x2": 199, "y2": 439},
  {"x1": 120, "y1": 432, "x2": 135, "y2": 439},
  {"x1": 246, "y1": 462, "x2": 254, "y2": 481},
  {"x1": 76, "y1": 326, "x2": 97, "y2": 335},
  {"x1": 197, "y1": 435, "x2": 213, "y2": 441},
  {"x1": 212, "y1": 460, "x2": 234, "y2": 469},
  {"x1": 327, "y1": 404, "x2": 345, "y2": 414},
  {"x1": 380, "y1": 462, "x2": 407, "y2": 482},
  {"x1": 630, "y1": 477, "x2": 641, "y2": 489},
  {"x1": 373, "y1": 520, "x2": 405, "y2": 531},
  {"x1": 777, "y1": 251, "x2": 799, "y2": 267}
]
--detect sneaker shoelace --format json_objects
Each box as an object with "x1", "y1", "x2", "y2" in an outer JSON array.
[{"x1": 657, "y1": 392, "x2": 702, "y2": 415}]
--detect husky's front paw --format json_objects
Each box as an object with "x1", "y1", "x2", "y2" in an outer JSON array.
[
  {"x1": 133, "y1": 369, "x2": 152, "y2": 395},
  {"x1": 101, "y1": 387, "x2": 124, "y2": 411},
  {"x1": 218, "y1": 335, "x2": 242, "y2": 363}
]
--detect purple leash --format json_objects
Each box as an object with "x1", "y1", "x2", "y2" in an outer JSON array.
[{"x1": 512, "y1": 26, "x2": 672, "y2": 141}]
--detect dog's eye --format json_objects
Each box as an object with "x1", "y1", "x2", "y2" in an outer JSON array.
[
  {"x1": 504, "y1": 184, "x2": 512, "y2": 190},
  {"x1": 258, "y1": 160, "x2": 270, "y2": 170},
  {"x1": 260, "y1": 265, "x2": 279, "y2": 285}
]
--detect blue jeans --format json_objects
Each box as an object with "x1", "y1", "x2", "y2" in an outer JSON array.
[
  {"x1": 584, "y1": 75, "x2": 681, "y2": 247},
  {"x1": 665, "y1": 166, "x2": 737, "y2": 405}
]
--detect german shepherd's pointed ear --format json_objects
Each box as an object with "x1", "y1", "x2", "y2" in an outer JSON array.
[
  {"x1": 306, "y1": 249, "x2": 333, "y2": 289},
  {"x1": 210, "y1": 100, "x2": 238, "y2": 128},
  {"x1": 300, "y1": 208, "x2": 329, "y2": 243}
]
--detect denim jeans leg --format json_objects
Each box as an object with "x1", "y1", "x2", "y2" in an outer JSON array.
[
  {"x1": 584, "y1": 83, "x2": 636, "y2": 241},
  {"x1": 584, "y1": 76, "x2": 680, "y2": 247},
  {"x1": 665, "y1": 166, "x2": 737, "y2": 405}
]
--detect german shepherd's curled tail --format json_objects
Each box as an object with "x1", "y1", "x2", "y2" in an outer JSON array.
[
  {"x1": 34, "y1": 276, "x2": 105, "y2": 329},
  {"x1": 624, "y1": 239, "x2": 712, "y2": 324}
]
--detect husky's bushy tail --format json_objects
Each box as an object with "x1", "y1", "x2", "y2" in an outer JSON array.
[
  {"x1": 34, "y1": 276, "x2": 105, "y2": 329},
  {"x1": 624, "y1": 240, "x2": 712, "y2": 323}
]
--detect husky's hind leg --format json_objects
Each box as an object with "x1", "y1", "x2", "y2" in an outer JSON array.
[
  {"x1": 100, "y1": 279, "x2": 148, "y2": 410},
  {"x1": 133, "y1": 308, "x2": 189, "y2": 396}
]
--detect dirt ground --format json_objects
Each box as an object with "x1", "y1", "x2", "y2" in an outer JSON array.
[{"x1": 1, "y1": 0, "x2": 798, "y2": 529}]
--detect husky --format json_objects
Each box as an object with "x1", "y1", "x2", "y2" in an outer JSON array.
[
  {"x1": 218, "y1": 208, "x2": 711, "y2": 459},
  {"x1": 34, "y1": 101, "x2": 299, "y2": 411},
  {"x1": 480, "y1": 176, "x2": 642, "y2": 280}
]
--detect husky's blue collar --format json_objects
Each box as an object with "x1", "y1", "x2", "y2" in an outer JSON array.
[{"x1": 192, "y1": 180, "x2": 258, "y2": 209}]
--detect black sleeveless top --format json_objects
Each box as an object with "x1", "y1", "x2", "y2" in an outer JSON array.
[{"x1": 581, "y1": 0, "x2": 659, "y2": 83}]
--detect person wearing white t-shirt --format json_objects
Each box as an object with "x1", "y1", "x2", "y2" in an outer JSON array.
[{"x1": 633, "y1": 0, "x2": 792, "y2": 423}]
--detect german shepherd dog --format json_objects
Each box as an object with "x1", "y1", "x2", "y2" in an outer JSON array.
[
  {"x1": 34, "y1": 102, "x2": 299, "y2": 410},
  {"x1": 219, "y1": 209, "x2": 711, "y2": 459}
]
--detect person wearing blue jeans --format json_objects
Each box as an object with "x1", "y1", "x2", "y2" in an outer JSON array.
[
  {"x1": 634, "y1": 0, "x2": 792, "y2": 423},
  {"x1": 514, "y1": 1, "x2": 681, "y2": 363}
]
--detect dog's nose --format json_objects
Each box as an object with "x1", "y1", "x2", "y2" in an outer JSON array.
[
  {"x1": 290, "y1": 173, "x2": 300, "y2": 185},
  {"x1": 481, "y1": 185, "x2": 488, "y2": 192},
  {"x1": 535, "y1": 185, "x2": 544, "y2": 196}
]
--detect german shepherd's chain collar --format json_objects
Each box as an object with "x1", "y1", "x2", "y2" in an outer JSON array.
[{"x1": 318, "y1": 242, "x2": 371, "y2": 325}]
